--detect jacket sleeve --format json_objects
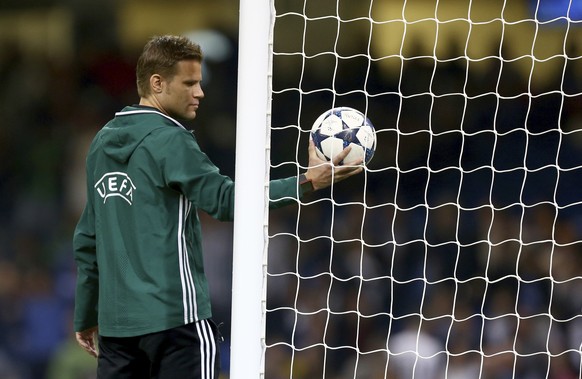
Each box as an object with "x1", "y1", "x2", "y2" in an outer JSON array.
[
  {"x1": 159, "y1": 129, "x2": 302, "y2": 219},
  {"x1": 159, "y1": 130, "x2": 237, "y2": 221},
  {"x1": 269, "y1": 176, "x2": 301, "y2": 209},
  {"x1": 72, "y1": 165, "x2": 99, "y2": 332}
]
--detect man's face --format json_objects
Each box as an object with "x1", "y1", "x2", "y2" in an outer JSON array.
[{"x1": 157, "y1": 60, "x2": 204, "y2": 121}]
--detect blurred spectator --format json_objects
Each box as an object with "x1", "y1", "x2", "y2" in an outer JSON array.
[{"x1": 386, "y1": 319, "x2": 446, "y2": 379}]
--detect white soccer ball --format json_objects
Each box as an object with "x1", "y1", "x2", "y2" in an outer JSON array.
[{"x1": 310, "y1": 106, "x2": 376, "y2": 165}]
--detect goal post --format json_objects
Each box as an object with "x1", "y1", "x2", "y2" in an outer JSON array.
[
  {"x1": 230, "y1": 0, "x2": 272, "y2": 377},
  {"x1": 232, "y1": 0, "x2": 582, "y2": 378}
]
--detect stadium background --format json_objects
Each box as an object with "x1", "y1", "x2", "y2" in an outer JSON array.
[{"x1": 0, "y1": 0, "x2": 581, "y2": 378}]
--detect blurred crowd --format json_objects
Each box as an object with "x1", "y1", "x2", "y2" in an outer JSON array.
[{"x1": 0, "y1": 4, "x2": 581, "y2": 379}]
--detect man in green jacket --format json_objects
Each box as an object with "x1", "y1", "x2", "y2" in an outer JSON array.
[{"x1": 73, "y1": 35, "x2": 361, "y2": 379}]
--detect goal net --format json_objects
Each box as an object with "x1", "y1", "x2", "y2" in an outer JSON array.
[
  {"x1": 264, "y1": 0, "x2": 582, "y2": 379},
  {"x1": 233, "y1": 0, "x2": 582, "y2": 378}
]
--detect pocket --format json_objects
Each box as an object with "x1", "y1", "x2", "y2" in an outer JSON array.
[{"x1": 207, "y1": 319, "x2": 224, "y2": 344}]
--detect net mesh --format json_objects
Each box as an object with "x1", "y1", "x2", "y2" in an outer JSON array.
[{"x1": 266, "y1": 0, "x2": 582, "y2": 378}]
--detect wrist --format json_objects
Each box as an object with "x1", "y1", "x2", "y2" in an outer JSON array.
[{"x1": 298, "y1": 173, "x2": 314, "y2": 194}]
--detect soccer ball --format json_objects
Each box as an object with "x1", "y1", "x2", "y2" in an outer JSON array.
[{"x1": 310, "y1": 107, "x2": 376, "y2": 165}]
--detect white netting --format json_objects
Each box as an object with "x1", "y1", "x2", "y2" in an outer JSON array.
[{"x1": 266, "y1": 0, "x2": 582, "y2": 378}]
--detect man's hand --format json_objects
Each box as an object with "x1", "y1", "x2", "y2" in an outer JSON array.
[
  {"x1": 304, "y1": 140, "x2": 364, "y2": 191},
  {"x1": 76, "y1": 326, "x2": 99, "y2": 357}
]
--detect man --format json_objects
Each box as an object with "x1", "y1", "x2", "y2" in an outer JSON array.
[{"x1": 73, "y1": 34, "x2": 361, "y2": 379}]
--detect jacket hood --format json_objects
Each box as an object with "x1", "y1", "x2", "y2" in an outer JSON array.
[{"x1": 99, "y1": 106, "x2": 186, "y2": 163}]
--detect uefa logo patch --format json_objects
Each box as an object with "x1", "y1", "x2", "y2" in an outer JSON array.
[{"x1": 95, "y1": 172, "x2": 137, "y2": 205}]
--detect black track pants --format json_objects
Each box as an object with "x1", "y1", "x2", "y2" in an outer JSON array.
[{"x1": 97, "y1": 319, "x2": 220, "y2": 379}]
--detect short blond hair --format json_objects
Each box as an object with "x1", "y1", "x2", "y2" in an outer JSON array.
[{"x1": 135, "y1": 35, "x2": 203, "y2": 97}]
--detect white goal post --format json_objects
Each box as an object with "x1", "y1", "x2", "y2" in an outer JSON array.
[
  {"x1": 231, "y1": 0, "x2": 273, "y2": 377},
  {"x1": 232, "y1": 0, "x2": 582, "y2": 378}
]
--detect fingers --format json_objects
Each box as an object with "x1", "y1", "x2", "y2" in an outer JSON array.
[
  {"x1": 331, "y1": 145, "x2": 351, "y2": 166},
  {"x1": 76, "y1": 330, "x2": 98, "y2": 358},
  {"x1": 337, "y1": 147, "x2": 364, "y2": 176},
  {"x1": 333, "y1": 164, "x2": 363, "y2": 182},
  {"x1": 305, "y1": 144, "x2": 364, "y2": 190},
  {"x1": 308, "y1": 140, "x2": 328, "y2": 166},
  {"x1": 308, "y1": 139, "x2": 316, "y2": 152},
  {"x1": 77, "y1": 336, "x2": 98, "y2": 357}
]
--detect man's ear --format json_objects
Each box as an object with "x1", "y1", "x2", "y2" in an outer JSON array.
[{"x1": 150, "y1": 74, "x2": 164, "y2": 94}]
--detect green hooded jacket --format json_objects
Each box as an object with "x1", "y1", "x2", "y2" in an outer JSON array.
[{"x1": 73, "y1": 106, "x2": 301, "y2": 337}]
